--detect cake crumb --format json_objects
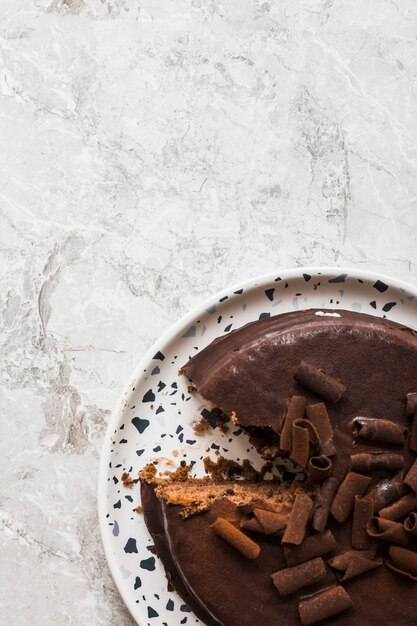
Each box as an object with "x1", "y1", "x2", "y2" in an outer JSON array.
[
  {"x1": 204, "y1": 456, "x2": 260, "y2": 481},
  {"x1": 134, "y1": 505, "x2": 143, "y2": 514},
  {"x1": 167, "y1": 461, "x2": 192, "y2": 482},
  {"x1": 180, "y1": 502, "x2": 211, "y2": 519},
  {"x1": 217, "y1": 418, "x2": 229, "y2": 433},
  {"x1": 261, "y1": 446, "x2": 280, "y2": 460},
  {"x1": 230, "y1": 411, "x2": 239, "y2": 425},
  {"x1": 139, "y1": 463, "x2": 157, "y2": 481},
  {"x1": 122, "y1": 472, "x2": 134, "y2": 487},
  {"x1": 188, "y1": 383, "x2": 197, "y2": 392},
  {"x1": 193, "y1": 417, "x2": 211, "y2": 433}
]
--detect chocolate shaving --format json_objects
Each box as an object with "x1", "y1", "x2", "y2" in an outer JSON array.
[
  {"x1": 298, "y1": 585, "x2": 352, "y2": 626},
  {"x1": 352, "y1": 495, "x2": 374, "y2": 549},
  {"x1": 328, "y1": 549, "x2": 382, "y2": 581},
  {"x1": 271, "y1": 557, "x2": 326, "y2": 596},
  {"x1": 282, "y1": 493, "x2": 314, "y2": 545},
  {"x1": 386, "y1": 545, "x2": 417, "y2": 581},
  {"x1": 291, "y1": 418, "x2": 320, "y2": 467},
  {"x1": 405, "y1": 458, "x2": 417, "y2": 493},
  {"x1": 367, "y1": 517, "x2": 408, "y2": 546},
  {"x1": 368, "y1": 476, "x2": 408, "y2": 512},
  {"x1": 379, "y1": 492, "x2": 417, "y2": 521},
  {"x1": 404, "y1": 512, "x2": 417, "y2": 535},
  {"x1": 280, "y1": 395, "x2": 307, "y2": 452},
  {"x1": 211, "y1": 517, "x2": 260, "y2": 559},
  {"x1": 409, "y1": 410, "x2": 417, "y2": 453},
  {"x1": 406, "y1": 392, "x2": 417, "y2": 418},
  {"x1": 283, "y1": 530, "x2": 337, "y2": 567},
  {"x1": 331, "y1": 471, "x2": 372, "y2": 523},
  {"x1": 352, "y1": 416, "x2": 406, "y2": 446},
  {"x1": 241, "y1": 508, "x2": 287, "y2": 535},
  {"x1": 308, "y1": 455, "x2": 332, "y2": 484},
  {"x1": 295, "y1": 361, "x2": 346, "y2": 404},
  {"x1": 311, "y1": 477, "x2": 339, "y2": 532},
  {"x1": 306, "y1": 402, "x2": 336, "y2": 456},
  {"x1": 240, "y1": 516, "x2": 264, "y2": 533},
  {"x1": 351, "y1": 452, "x2": 404, "y2": 474},
  {"x1": 254, "y1": 508, "x2": 287, "y2": 534}
]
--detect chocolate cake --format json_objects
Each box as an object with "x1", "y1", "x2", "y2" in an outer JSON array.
[{"x1": 140, "y1": 309, "x2": 417, "y2": 625}]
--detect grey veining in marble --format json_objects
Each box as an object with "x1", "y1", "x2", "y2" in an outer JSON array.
[{"x1": 1, "y1": 1, "x2": 417, "y2": 624}]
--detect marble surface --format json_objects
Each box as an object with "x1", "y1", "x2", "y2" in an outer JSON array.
[{"x1": 1, "y1": 1, "x2": 417, "y2": 624}]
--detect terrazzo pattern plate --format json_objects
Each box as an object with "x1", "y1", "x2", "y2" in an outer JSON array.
[{"x1": 98, "y1": 267, "x2": 417, "y2": 626}]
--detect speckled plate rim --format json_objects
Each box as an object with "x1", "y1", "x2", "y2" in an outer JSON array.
[{"x1": 98, "y1": 265, "x2": 417, "y2": 625}]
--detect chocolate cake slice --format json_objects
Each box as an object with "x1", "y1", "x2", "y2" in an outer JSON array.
[
  {"x1": 140, "y1": 309, "x2": 417, "y2": 625},
  {"x1": 141, "y1": 468, "x2": 417, "y2": 626}
]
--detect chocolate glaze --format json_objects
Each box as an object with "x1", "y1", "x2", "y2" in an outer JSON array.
[
  {"x1": 142, "y1": 310, "x2": 417, "y2": 625},
  {"x1": 182, "y1": 309, "x2": 417, "y2": 478}
]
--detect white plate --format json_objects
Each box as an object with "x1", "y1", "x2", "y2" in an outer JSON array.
[{"x1": 98, "y1": 266, "x2": 417, "y2": 626}]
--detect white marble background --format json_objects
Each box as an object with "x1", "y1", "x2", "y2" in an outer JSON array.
[{"x1": 1, "y1": 0, "x2": 417, "y2": 624}]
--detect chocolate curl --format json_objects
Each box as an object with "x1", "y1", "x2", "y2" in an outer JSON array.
[
  {"x1": 386, "y1": 545, "x2": 417, "y2": 581},
  {"x1": 284, "y1": 530, "x2": 337, "y2": 567},
  {"x1": 409, "y1": 410, "x2": 417, "y2": 453},
  {"x1": 368, "y1": 477, "x2": 408, "y2": 512},
  {"x1": 351, "y1": 452, "x2": 404, "y2": 474},
  {"x1": 280, "y1": 395, "x2": 307, "y2": 452},
  {"x1": 330, "y1": 471, "x2": 372, "y2": 523},
  {"x1": 405, "y1": 458, "x2": 417, "y2": 493},
  {"x1": 282, "y1": 493, "x2": 314, "y2": 545},
  {"x1": 406, "y1": 392, "x2": 417, "y2": 418},
  {"x1": 311, "y1": 477, "x2": 339, "y2": 532},
  {"x1": 379, "y1": 493, "x2": 417, "y2": 521},
  {"x1": 254, "y1": 508, "x2": 286, "y2": 534},
  {"x1": 295, "y1": 361, "x2": 346, "y2": 404},
  {"x1": 308, "y1": 455, "x2": 332, "y2": 484},
  {"x1": 298, "y1": 586, "x2": 352, "y2": 626},
  {"x1": 306, "y1": 402, "x2": 336, "y2": 456},
  {"x1": 241, "y1": 508, "x2": 287, "y2": 535},
  {"x1": 211, "y1": 517, "x2": 260, "y2": 559},
  {"x1": 367, "y1": 517, "x2": 408, "y2": 546},
  {"x1": 240, "y1": 517, "x2": 263, "y2": 533},
  {"x1": 291, "y1": 419, "x2": 311, "y2": 467},
  {"x1": 271, "y1": 557, "x2": 326, "y2": 596},
  {"x1": 352, "y1": 416, "x2": 406, "y2": 446},
  {"x1": 352, "y1": 495, "x2": 374, "y2": 549},
  {"x1": 328, "y1": 549, "x2": 382, "y2": 581},
  {"x1": 404, "y1": 512, "x2": 417, "y2": 536},
  {"x1": 291, "y1": 419, "x2": 320, "y2": 467}
]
